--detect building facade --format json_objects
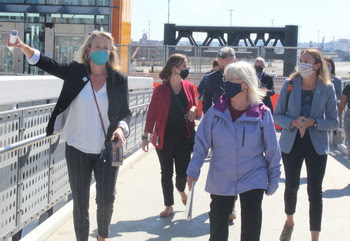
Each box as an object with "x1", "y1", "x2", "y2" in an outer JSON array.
[{"x1": 0, "y1": 0, "x2": 131, "y2": 74}]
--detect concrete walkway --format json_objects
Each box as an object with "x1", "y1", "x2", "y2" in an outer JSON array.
[{"x1": 40, "y1": 134, "x2": 350, "y2": 241}]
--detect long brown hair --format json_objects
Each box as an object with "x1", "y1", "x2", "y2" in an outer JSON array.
[
  {"x1": 75, "y1": 31, "x2": 120, "y2": 71},
  {"x1": 159, "y1": 54, "x2": 187, "y2": 81},
  {"x1": 290, "y1": 48, "x2": 331, "y2": 85},
  {"x1": 324, "y1": 56, "x2": 336, "y2": 76}
]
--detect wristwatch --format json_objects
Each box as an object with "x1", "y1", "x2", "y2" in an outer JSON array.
[{"x1": 313, "y1": 119, "x2": 317, "y2": 127}]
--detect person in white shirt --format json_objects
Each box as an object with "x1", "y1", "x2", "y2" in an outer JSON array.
[{"x1": 8, "y1": 31, "x2": 131, "y2": 241}]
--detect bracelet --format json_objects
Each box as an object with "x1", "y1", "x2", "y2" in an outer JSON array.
[{"x1": 141, "y1": 135, "x2": 148, "y2": 140}]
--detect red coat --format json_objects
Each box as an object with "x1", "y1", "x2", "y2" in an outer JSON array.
[{"x1": 144, "y1": 80, "x2": 197, "y2": 150}]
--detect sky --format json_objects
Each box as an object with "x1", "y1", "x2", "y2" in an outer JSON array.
[{"x1": 131, "y1": 0, "x2": 349, "y2": 44}]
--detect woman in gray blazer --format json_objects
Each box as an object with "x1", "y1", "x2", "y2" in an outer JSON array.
[{"x1": 274, "y1": 48, "x2": 338, "y2": 241}]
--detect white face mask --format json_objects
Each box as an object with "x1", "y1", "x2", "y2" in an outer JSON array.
[{"x1": 298, "y1": 62, "x2": 314, "y2": 79}]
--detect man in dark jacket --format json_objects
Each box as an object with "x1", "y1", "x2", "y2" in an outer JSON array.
[
  {"x1": 202, "y1": 47, "x2": 236, "y2": 114},
  {"x1": 197, "y1": 60, "x2": 219, "y2": 100},
  {"x1": 254, "y1": 57, "x2": 275, "y2": 113}
]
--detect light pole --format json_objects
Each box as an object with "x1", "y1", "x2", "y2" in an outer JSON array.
[
  {"x1": 168, "y1": 0, "x2": 170, "y2": 23},
  {"x1": 298, "y1": 25, "x2": 302, "y2": 47},
  {"x1": 228, "y1": 9, "x2": 234, "y2": 26},
  {"x1": 270, "y1": 19, "x2": 275, "y2": 26}
]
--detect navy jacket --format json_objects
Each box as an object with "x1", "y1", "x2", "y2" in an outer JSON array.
[{"x1": 202, "y1": 70, "x2": 225, "y2": 113}]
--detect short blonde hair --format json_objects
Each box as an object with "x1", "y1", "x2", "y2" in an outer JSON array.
[
  {"x1": 75, "y1": 31, "x2": 120, "y2": 70},
  {"x1": 224, "y1": 61, "x2": 266, "y2": 105},
  {"x1": 290, "y1": 48, "x2": 331, "y2": 85}
]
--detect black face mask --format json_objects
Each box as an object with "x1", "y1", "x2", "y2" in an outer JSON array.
[
  {"x1": 254, "y1": 66, "x2": 263, "y2": 74},
  {"x1": 177, "y1": 68, "x2": 189, "y2": 79}
]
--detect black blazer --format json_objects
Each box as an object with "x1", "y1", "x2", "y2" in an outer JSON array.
[
  {"x1": 259, "y1": 72, "x2": 275, "y2": 113},
  {"x1": 32, "y1": 54, "x2": 131, "y2": 139}
]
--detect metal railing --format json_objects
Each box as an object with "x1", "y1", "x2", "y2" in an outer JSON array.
[
  {"x1": 0, "y1": 90, "x2": 152, "y2": 241},
  {"x1": 123, "y1": 45, "x2": 349, "y2": 82}
]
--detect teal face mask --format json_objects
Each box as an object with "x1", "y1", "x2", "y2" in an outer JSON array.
[{"x1": 90, "y1": 50, "x2": 109, "y2": 66}]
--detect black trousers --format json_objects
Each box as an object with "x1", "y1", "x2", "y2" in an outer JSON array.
[
  {"x1": 209, "y1": 189, "x2": 264, "y2": 241},
  {"x1": 282, "y1": 131, "x2": 327, "y2": 231},
  {"x1": 155, "y1": 134, "x2": 191, "y2": 206},
  {"x1": 65, "y1": 144, "x2": 119, "y2": 241}
]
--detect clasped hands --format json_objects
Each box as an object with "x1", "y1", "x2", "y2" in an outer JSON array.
[{"x1": 291, "y1": 116, "x2": 316, "y2": 138}]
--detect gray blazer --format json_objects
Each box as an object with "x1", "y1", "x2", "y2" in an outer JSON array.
[{"x1": 274, "y1": 76, "x2": 338, "y2": 155}]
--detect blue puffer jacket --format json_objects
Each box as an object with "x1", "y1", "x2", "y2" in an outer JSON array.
[{"x1": 187, "y1": 95, "x2": 281, "y2": 196}]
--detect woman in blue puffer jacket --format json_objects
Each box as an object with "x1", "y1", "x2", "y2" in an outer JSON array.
[{"x1": 187, "y1": 61, "x2": 281, "y2": 241}]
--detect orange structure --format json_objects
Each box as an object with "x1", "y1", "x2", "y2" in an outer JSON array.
[{"x1": 112, "y1": 0, "x2": 132, "y2": 73}]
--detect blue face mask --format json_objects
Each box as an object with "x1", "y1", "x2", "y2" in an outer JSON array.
[
  {"x1": 224, "y1": 81, "x2": 242, "y2": 99},
  {"x1": 90, "y1": 50, "x2": 109, "y2": 66}
]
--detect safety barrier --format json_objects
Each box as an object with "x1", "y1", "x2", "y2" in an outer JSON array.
[{"x1": 0, "y1": 76, "x2": 153, "y2": 241}]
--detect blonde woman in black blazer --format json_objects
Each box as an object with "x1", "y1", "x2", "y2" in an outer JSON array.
[{"x1": 8, "y1": 31, "x2": 131, "y2": 241}]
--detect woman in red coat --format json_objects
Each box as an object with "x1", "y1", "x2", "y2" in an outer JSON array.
[{"x1": 142, "y1": 54, "x2": 197, "y2": 217}]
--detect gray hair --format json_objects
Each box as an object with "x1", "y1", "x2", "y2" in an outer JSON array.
[
  {"x1": 217, "y1": 47, "x2": 236, "y2": 59},
  {"x1": 254, "y1": 57, "x2": 266, "y2": 67}
]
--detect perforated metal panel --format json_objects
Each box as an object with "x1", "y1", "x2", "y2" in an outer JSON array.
[
  {"x1": 49, "y1": 139, "x2": 70, "y2": 205},
  {"x1": 0, "y1": 91, "x2": 151, "y2": 240},
  {"x1": 17, "y1": 106, "x2": 54, "y2": 224},
  {"x1": 0, "y1": 110, "x2": 20, "y2": 238}
]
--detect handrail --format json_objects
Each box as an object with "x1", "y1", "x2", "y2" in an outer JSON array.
[
  {"x1": 0, "y1": 103, "x2": 150, "y2": 156},
  {"x1": 0, "y1": 133, "x2": 59, "y2": 155}
]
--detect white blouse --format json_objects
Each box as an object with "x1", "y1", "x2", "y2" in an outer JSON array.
[
  {"x1": 27, "y1": 49, "x2": 129, "y2": 154},
  {"x1": 61, "y1": 83, "x2": 109, "y2": 154}
]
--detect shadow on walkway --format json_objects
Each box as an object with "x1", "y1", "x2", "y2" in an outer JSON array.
[
  {"x1": 94, "y1": 212, "x2": 210, "y2": 241},
  {"x1": 279, "y1": 177, "x2": 307, "y2": 185},
  {"x1": 328, "y1": 146, "x2": 350, "y2": 170},
  {"x1": 323, "y1": 184, "x2": 350, "y2": 199}
]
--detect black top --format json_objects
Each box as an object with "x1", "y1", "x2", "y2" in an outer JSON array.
[
  {"x1": 300, "y1": 89, "x2": 315, "y2": 118},
  {"x1": 165, "y1": 88, "x2": 188, "y2": 139},
  {"x1": 342, "y1": 84, "x2": 350, "y2": 108}
]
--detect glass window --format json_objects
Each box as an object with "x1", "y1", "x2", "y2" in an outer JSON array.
[
  {"x1": 0, "y1": 0, "x2": 24, "y2": 3},
  {"x1": 97, "y1": 0, "x2": 109, "y2": 6},
  {"x1": 64, "y1": 14, "x2": 94, "y2": 24},
  {"x1": 25, "y1": 13, "x2": 45, "y2": 23},
  {"x1": 96, "y1": 15, "x2": 108, "y2": 25},
  {"x1": 0, "y1": 33, "x2": 14, "y2": 73},
  {"x1": 26, "y1": 0, "x2": 45, "y2": 3},
  {"x1": 49, "y1": 0, "x2": 95, "y2": 5},
  {"x1": 54, "y1": 36, "x2": 85, "y2": 63},
  {"x1": 24, "y1": 23, "x2": 45, "y2": 75},
  {"x1": 0, "y1": 13, "x2": 24, "y2": 22}
]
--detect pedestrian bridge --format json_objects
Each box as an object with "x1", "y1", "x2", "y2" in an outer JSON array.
[{"x1": 0, "y1": 75, "x2": 349, "y2": 241}]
